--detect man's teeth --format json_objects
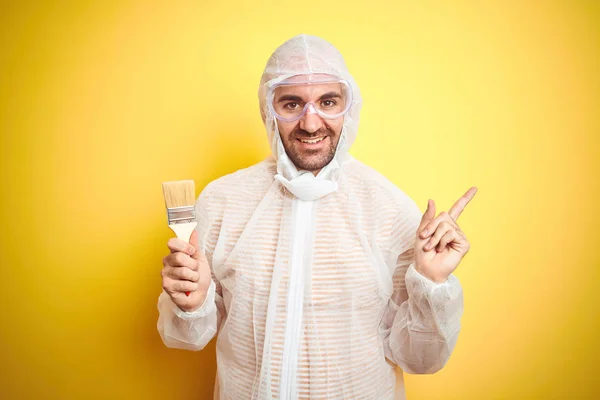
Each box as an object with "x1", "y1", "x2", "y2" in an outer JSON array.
[{"x1": 299, "y1": 137, "x2": 325, "y2": 144}]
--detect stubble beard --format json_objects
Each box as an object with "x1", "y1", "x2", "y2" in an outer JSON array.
[{"x1": 282, "y1": 126, "x2": 339, "y2": 172}]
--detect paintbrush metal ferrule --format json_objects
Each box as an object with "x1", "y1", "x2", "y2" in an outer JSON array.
[{"x1": 166, "y1": 205, "x2": 196, "y2": 225}]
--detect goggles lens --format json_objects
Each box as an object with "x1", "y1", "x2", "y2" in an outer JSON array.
[{"x1": 269, "y1": 79, "x2": 352, "y2": 122}]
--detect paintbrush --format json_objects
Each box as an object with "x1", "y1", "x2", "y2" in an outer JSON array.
[{"x1": 162, "y1": 180, "x2": 197, "y2": 296}]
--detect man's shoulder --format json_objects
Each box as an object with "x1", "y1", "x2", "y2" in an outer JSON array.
[
  {"x1": 343, "y1": 159, "x2": 423, "y2": 251},
  {"x1": 199, "y1": 158, "x2": 276, "y2": 202},
  {"x1": 342, "y1": 159, "x2": 418, "y2": 211}
]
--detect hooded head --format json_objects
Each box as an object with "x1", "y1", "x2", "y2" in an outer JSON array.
[{"x1": 258, "y1": 35, "x2": 362, "y2": 179}]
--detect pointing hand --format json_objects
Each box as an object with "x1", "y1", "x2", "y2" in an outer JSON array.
[{"x1": 414, "y1": 187, "x2": 478, "y2": 283}]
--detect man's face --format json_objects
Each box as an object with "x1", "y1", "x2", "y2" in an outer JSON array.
[{"x1": 274, "y1": 82, "x2": 345, "y2": 174}]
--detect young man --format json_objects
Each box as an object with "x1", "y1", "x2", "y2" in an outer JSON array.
[{"x1": 158, "y1": 34, "x2": 477, "y2": 400}]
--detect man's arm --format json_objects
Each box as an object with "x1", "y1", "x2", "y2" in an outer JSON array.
[
  {"x1": 157, "y1": 279, "x2": 223, "y2": 351},
  {"x1": 157, "y1": 186, "x2": 225, "y2": 351},
  {"x1": 380, "y1": 247, "x2": 463, "y2": 374}
]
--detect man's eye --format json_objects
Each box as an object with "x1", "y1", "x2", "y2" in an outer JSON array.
[
  {"x1": 321, "y1": 100, "x2": 336, "y2": 108},
  {"x1": 284, "y1": 102, "x2": 300, "y2": 110}
]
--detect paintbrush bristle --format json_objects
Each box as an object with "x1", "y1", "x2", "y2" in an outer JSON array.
[{"x1": 162, "y1": 180, "x2": 196, "y2": 209}]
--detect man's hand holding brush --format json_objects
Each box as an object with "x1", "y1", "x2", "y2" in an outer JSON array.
[{"x1": 161, "y1": 230, "x2": 212, "y2": 312}]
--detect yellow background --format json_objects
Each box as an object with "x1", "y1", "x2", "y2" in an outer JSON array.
[{"x1": 1, "y1": 1, "x2": 598, "y2": 399}]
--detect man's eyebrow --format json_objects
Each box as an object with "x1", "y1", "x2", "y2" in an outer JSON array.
[
  {"x1": 319, "y1": 91, "x2": 342, "y2": 100},
  {"x1": 276, "y1": 91, "x2": 343, "y2": 103},
  {"x1": 277, "y1": 94, "x2": 303, "y2": 103}
]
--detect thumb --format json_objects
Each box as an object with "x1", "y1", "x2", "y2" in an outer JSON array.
[
  {"x1": 188, "y1": 229, "x2": 203, "y2": 261},
  {"x1": 419, "y1": 199, "x2": 436, "y2": 229}
]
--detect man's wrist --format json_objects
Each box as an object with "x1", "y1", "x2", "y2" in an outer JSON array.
[{"x1": 413, "y1": 263, "x2": 449, "y2": 284}]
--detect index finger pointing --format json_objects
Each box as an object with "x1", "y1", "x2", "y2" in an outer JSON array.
[{"x1": 448, "y1": 186, "x2": 478, "y2": 220}]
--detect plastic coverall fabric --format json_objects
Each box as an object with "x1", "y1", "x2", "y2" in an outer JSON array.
[{"x1": 157, "y1": 34, "x2": 464, "y2": 400}]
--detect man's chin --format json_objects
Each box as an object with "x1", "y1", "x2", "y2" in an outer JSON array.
[{"x1": 290, "y1": 154, "x2": 334, "y2": 172}]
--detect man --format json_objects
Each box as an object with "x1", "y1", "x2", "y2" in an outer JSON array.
[{"x1": 158, "y1": 34, "x2": 477, "y2": 400}]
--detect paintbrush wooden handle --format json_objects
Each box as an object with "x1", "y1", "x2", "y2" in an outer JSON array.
[{"x1": 168, "y1": 222, "x2": 198, "y2": 296}]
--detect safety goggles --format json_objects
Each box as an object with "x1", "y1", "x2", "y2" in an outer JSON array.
[{"x1": 267, "y1": 77, "x2": 353, "y2": 123}]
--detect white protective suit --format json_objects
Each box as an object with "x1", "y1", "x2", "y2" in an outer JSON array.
[{"x1": 157, "y1": 34, "x2": 464, "y2": 400}]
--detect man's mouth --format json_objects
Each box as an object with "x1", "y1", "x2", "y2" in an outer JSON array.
[{"x1": 297, "y1": 136, "x2": 326, "y2": 144}]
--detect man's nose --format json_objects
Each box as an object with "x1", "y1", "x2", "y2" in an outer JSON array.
[{"x1": 299, "y1": 105, "x2": 323, "y2": 133}]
